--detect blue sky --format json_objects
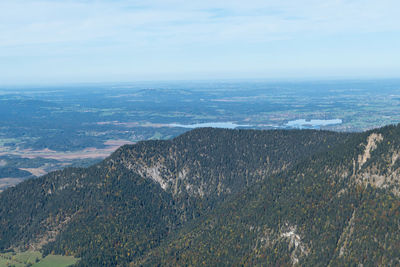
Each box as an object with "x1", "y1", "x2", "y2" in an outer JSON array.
[{"x1": 1, "y1": 0, "x2": 400, "y2": 84}]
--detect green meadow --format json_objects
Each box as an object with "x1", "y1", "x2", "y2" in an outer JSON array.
[{"x1": 0, "y1": 251, "x2": 78, "y2": 267}]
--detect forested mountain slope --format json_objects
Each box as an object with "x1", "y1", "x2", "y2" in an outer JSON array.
[
  {"x1": 111, "y1": 128, "x2": 348, "y2": 219},
  {"x1": 2, "y1": 126, "x2": 400, "y2": 266},
  {"x1": 137, "y1": 125, "x2": 400, "y2": 266}
]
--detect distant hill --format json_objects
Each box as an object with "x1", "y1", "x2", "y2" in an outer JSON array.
[
  {"x1": 0, "y1": 167, "x2": 31, "y2": 178},
  {"x1": 2, "y1": 126, "x2": 400, "y2": 266}
]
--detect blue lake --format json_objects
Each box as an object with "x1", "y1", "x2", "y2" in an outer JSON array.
[
  {"x1": 285, "y1": 119, "x2": 342, "y2": 128},
  {"x1": 169, "y1": 119, "x2": 342, "y2": 130}
]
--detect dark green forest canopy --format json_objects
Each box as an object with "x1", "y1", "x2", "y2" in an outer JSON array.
[{"x1": 1, "y1": 126, "x2": 400, "y2": 266}]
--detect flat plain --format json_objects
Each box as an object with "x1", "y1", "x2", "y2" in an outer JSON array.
[{"x1": 1, "y1": 79, "x2": 400, "y2": 190}]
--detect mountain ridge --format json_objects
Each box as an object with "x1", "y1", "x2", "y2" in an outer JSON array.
[
  {"x1": 136, "y1": 125, "x2": 400, "y2": 266},
  {"x1": 1, "y1": 126, "x2": 400, "y2": 266}
]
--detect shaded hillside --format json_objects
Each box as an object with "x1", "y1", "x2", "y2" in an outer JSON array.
[{"x1": 0, "y1": 128, "x2": 348, "y2": 266}]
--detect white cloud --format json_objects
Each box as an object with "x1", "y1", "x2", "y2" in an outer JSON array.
[
  {"x1": 1, "y1": 0, "x2": 399, "y2": 48},
  {"x1": 0, "y1": 0, "x2": 399, "y2": 83}
]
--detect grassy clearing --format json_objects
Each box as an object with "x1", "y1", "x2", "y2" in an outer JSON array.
[
  {"x1": 0, "y1": 252, "x2": 26, "y2": 267},
  {"x1": 0, "y1": 251, "x2": 78, "y2": 267},
  {"x1": 13, "y1": 251, "x2": 41, "y2": 265},
  {"x1": 33, "y1": 255, "x2": 78, "y2": 267}
]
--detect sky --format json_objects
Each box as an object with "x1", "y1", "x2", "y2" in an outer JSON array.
[{"x1": 1, "y1": 0, "x2": 400, "y2": 84}]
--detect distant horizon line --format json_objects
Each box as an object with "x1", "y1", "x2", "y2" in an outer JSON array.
[{"x1": 1, "y1": 76, "x2": 400, "y2": 88}]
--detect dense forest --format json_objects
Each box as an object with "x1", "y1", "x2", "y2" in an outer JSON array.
[{"x1": 1, "y1": 126, "x2": 400, "y2": 266}]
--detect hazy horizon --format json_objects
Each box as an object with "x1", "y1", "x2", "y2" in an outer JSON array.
[{"x1": 2, "y1": 77, "x2": 400, "y2": 88}]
